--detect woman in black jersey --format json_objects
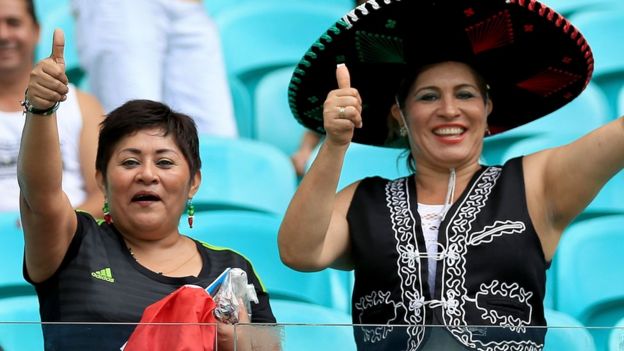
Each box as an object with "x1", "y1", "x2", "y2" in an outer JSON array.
[
  {"x1": 278, "y1": 0, "x2": 624, "y2": 350},
  {"x1": 18, "y1": 30, "x2": 278, "y2": 351}
]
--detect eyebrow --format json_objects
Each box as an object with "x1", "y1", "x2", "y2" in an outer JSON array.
[
  {"x1": 413, "y1": 83, "x2": 479, "y2": 95},
  {"x1": 119, "y1": 148, "x2": 178, "y2": 155}
]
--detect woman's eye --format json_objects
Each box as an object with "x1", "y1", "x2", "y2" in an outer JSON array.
[
  {"x1": 121, "y1": 159, "x2": 139, "y2": 167},
  {"x1": 157, "y1": 159, "x2": 174, "y2": 167},
  {"x1": 417, "y1": 93, "x2": 438, "y2": 101},
  {"x1": 457, "y1": 91, "x2": 476, "y2": 99}
]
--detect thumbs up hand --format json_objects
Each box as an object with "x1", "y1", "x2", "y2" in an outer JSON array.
[
  {"x1": 322, "y1": 63, "x2": 363, "y2": 147},
  {"x1": 25, "y1": 29, "x2": 69, "y2": 113}
]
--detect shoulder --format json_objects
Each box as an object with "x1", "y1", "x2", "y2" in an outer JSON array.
[
  {"x1": 75, "y1": 89, "x2": 105, "y2": 119},
  {"x1": 196, "y1": 240, "x2": 254, "y2": 269}
]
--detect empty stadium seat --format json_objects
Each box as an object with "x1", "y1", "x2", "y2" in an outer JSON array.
[
  {"x1": 36, "y1": 1, "x2": 86, "y2": 88},
  {"x1": 544, "y1": 0, "x2": 623, "y2": 17},
  {"x1": 216, "y1": 2, "x2": 345, "y2": 94},
  {"x1": 269, "y1": 299, "x2": 356, "y2": 351},
  {"x1": 609, "y1": 316, "x2": 624, "y2": 351},
  {"x1": 0, "y1": 295, "x2": 43, "y2": 351},
  {"x1": 618, "y1": 87, "x2": 624, "y2": 117},
  {"x1": 555, "y1": 215, "x2": 624, "y2": 351},
  {"x1": 573, "y1": 9, "x2": 624, "y2": 117},
  {"x1": 482, "y1": 83, "x2": 610, "y2": 165},
  {"x1": 544, "y1": 308, "x2": 596, "y2": 351},
  {"x1": 0, "y1": 212, "x2": 35, "y2": 298},
  {"x1": 229, "y1": 75, "x2": 254, "y2": 138},
  {"x1": 306, "y1": 142, "x2": 412, "y2": 191},
  {"x1": 194, "y1": 136, "x2": 297, "y2": 215},
  {"x1": 181, "y1": 211, "x2": 353, "y2": 313},
  {"x1": 254, "y1": 66, "x2": 307, "y2": 156}
]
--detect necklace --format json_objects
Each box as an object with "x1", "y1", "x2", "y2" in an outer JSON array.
[{"x1": 128, "y1": 246, "x2": 198, "y2": 275}]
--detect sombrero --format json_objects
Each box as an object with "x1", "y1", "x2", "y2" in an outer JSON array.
[{"x1": 288, "y1": 0, "x2": 594, "y2": 146}]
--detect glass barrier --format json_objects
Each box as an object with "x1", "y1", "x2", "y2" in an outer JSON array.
[{"x1": 0, "y1": 322, "x2": 622, "y2": 351}]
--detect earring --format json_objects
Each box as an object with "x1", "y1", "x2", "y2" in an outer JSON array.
[
  {"x1": 103, "y1": 201, "x2": 112, "y2": 224},
  {"x1": 187, "y1": 199, "x2": 195, "y2": 229},
  {"x1": 485, "y1": 127, "x2": 492, "y2": 136},
  {"x1": 399, "y1": 125, "x2": 408, "y2": 137}
]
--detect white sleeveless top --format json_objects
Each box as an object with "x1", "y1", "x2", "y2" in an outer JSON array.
[
  {"x1": 417, "y1": 203, "x2": 445, "y2": 297},
  {"x1": 0, "y1": 84, "x2": 85, "y2": 211}
]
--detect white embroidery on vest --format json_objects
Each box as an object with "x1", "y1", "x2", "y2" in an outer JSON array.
[
  {"x1": 470, "y1": 281, "x2": 534, "y2": 333},
  {"x1": 441, "y1": 167, "x2": 543, "y2": 351},
  {"x1": 354, "y1": 290, "x2": 399, "y2": 343}
]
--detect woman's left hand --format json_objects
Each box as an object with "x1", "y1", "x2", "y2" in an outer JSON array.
[
  {"x1": 26, "y1": 28, "x2": 69, "y2": 111},
  {"x1": 216, "y1": 302, "x2": 251, "y2": 351}
]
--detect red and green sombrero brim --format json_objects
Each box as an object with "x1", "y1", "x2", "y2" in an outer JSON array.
[{"x1": 288, "y1": 0, "x2": 594, "y2": 147}]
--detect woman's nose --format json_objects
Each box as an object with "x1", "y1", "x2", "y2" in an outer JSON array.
[
  {"x1": 136, "y1": 164, "x2": 158, "y2": 183},
  {"x1": 439, "y1": 96, "x2": 461, "y2": 118}
]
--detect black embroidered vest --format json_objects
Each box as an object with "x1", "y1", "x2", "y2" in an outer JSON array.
[{"x1": 347, "y1": 157, "x2": 547, "y2": 351}]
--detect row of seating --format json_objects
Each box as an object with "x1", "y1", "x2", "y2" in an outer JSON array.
[{"x1": 32, "y1": 1, "x2": 624, "y2": 151}]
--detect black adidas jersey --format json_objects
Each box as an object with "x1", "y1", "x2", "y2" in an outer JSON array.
[{"x1": 25, "y1": 211, "x2": 275, "y2": 350}]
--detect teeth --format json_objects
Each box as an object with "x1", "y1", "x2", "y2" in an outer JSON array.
[{"x1": 434, "y1": 127, "x2": 465, "y2": 136}]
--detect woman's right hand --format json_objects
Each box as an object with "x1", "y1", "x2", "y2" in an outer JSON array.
[{"x1": 322, "y1": 64, "x2": 363, "y2": 146}]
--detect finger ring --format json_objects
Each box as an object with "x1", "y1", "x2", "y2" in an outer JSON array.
[{"x1": 338, "y1": 106, "x2": 346, "y2": 119}]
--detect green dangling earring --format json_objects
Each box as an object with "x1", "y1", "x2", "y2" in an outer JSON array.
[
  {"x1": 103, "y1": 201, "x2": 112, "y2": 224},
  {"x1": 187, "y1": 198, "x2": 195, "y2": 228}
]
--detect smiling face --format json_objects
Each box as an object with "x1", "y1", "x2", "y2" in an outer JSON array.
[
  {"x1": 97, "y1": 128, "x2": 201, "y2": 237},
  {"x1": 392, "y1": 61, "x2": 492, "y2": 171},
  {"x1": 0, "y1": 0, "x2": 39, "y2": 77}
]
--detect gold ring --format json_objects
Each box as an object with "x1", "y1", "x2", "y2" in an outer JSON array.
[{"x1": 338, "y1": 106, "x2": 346, "y2": 119}]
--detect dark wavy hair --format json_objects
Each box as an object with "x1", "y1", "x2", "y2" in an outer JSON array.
[{"x1": 96, "y1": 100, "x2": 201, "y2": 180}]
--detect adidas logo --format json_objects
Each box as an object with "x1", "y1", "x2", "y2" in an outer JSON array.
[{"x1": 91, "y1": 267, "x2": 115, "y2": 283}]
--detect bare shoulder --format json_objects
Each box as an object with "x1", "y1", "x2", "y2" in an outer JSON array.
[{"x1": 75, "y1": 89, "x2": 105, "y2": 119}]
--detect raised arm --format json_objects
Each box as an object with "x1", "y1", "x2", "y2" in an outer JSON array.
[
  {"x1": 75, "y1": 90, "x2": 105, "y2": 218},
  {"x1": 278, "y1": 64, "x2": 363, "y2": 271},
  {"x1": 524, "y1": 116, "x2": 624, "y2": 260},
  {"x1": 18, "y1": 29, "x2": 78, "y2": 283}
]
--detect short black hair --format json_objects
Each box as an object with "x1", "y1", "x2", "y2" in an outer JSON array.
[{"x1": 96, "y1": 100, "x2": 201, "y2": 181}]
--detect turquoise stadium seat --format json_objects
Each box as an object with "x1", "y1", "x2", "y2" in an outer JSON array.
[
  {"x1": 573, "y1": 9, "x2": 624, "y2": 117},
  {"x1": 269, "y1": 299, "x2": 356, "y2": 351},
  {"x1": 35, "y1": 1, "x2": 86, "y2": 88},
  {"x1": 216, "y1": 2, "x2": 345, "y2": 96},
  {"x1": 180, "y1": 211, "x2": 353, "y2": 313},
  {"x1": 194, "y1": 136, "x2": 297, "y2": 215},
  {"x1": 618, "y1": 87, "x2": 624, "y2": 117},
  {"x1": 544, "y1": 308, "x2": 596, "y2": 351},
  {"x1": 306, "y1": 142, "x2": 412, "y2": 191},
  {"x1": 542, "y1": 0, "x2": 624, "y2": 17},
  {"x1": 0, "y1": 295, "x2": 43, "y2": 351},
  {"x1": 609, "y1": 316, "x2": 624, "y2": 351},
  {"x1": 0, "y1": 212, "x2": 34, "y2": 297},
  {"x1": 254, "y1": 66, "x2": 307, "y2": 156},
  {"x1": 555, "y1": 215, "x2": 624, "y2": 351},
  {"x1": 229, "y1": 75, "x2": 254, "y2": 138},
  {"x1": 482, "y1": 83, "x2": 610, "y2": 165}
]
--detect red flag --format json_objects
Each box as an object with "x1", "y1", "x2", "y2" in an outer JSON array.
[{"x1": 123, "y1": 285, "x2": 217, "y2": 351}]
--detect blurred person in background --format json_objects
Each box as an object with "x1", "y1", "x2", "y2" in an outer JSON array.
[
  {"x1": 0, "y1": 0, "x2": 103, "y2": 217},
  {"x1": 71, "y1": 0, "x2": 238, "y2": 137}
]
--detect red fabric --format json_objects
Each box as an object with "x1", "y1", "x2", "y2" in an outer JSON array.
[{"x1": 124, "y1": 285, "x2": 217, "y2": 351}]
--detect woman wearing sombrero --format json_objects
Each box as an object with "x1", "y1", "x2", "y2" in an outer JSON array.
[{"x1": 278, "y1": 0, "x2": 623, "y2": 350}]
